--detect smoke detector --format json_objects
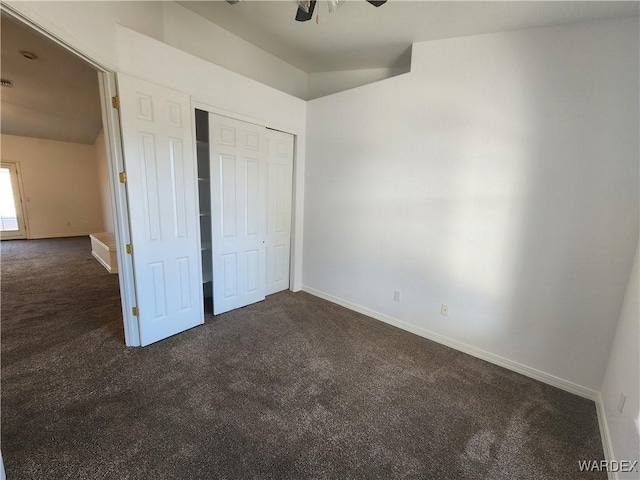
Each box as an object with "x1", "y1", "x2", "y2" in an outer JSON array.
[
  {"x1": 19, "y1": 50, "x2": 38, "y2": 60},
  {"x1": 1, "y1": 79, "x2": 14, "y2": 88}
]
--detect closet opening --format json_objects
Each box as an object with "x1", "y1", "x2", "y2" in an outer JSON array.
[
  {"x1": 195, "y1": 109, "x2": 213, "y2": 313},
  {"x1": 194, "y1": 108, "x2": 295, "y2": 316}
]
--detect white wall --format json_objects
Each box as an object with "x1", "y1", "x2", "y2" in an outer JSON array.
[
  {"x1": 162, "y1": 3, "x2": 308, "y2": 99},
  {"x1": 1, "y1": 134, "x2": 105, "y2": 238},
  {"x1": 307, "y1": 66, "x2": 410, "y2": 100},
  {"x1": 115, "y1": 25, "x2": 307, "y2": 290},
  {"x1": 94, "y1": 130, "x2": 114, "y2": 234},
  {"x1": 304, "y1": 17, "x2": 639, "y2": 393},
  {"x1": 601, "y1": 238, "x2": 640, "y2": 478}
]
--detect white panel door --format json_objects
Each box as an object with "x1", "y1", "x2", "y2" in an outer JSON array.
[
  {"x1": 210, "y1": 114, "x2": 267, "y2": 314},
  {"x1": 118, "y1": 74, "x2": 203, "y2": 346},
  {"x1": 265, "y1": 130, "x2": 294, "y2": 295}
]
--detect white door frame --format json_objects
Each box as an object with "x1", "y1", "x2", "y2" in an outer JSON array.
[
  {"x1": 1, "y1": 4, "x2": 141, "y2": 346},
  {"x1": 97, "y1": 74, "x2": 139, "y2": 346},
  {"x1": 193, "y1": 101, "x2": 299, "y2": 295},
  {"x1": 0, "y1": 161, "x2": 29, "y2": 239}
]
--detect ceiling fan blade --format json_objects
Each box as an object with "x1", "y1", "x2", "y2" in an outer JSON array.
[
  {"x1": 295, "y1": 1, "x2": 317, "y2": 21},
  {"x1": 366, "y1": 0, "x2": 387, "y2": 6},
  {"x1": 328, "y1": 0, "x2": 345, "y2": 13}
]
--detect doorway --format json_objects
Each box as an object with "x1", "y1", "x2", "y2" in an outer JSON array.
[
  {"x1": 195, "y1": 110, "x2": 295, "y2": 316},
  {"x1": 0, "y1": 10, "x2": 137, "y2": 346},
  {"x1": 0, "y1": 163, "x2": 27, "y2": 239}
]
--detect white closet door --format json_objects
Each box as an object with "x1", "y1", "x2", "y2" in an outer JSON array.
[
  {"x1": 265, "y1": 130, "x2": 294, "y2": 295},
  {"x1": 118, "y1": 74, "x2": 203, "y2": 346},
  {"x1": 209, "y1": 114, "x2": 267, "y2": 315}
]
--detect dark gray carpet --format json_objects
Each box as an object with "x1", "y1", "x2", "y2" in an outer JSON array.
[{"x1": 1, "y1": 237, "x2": 606, "y2": 479}]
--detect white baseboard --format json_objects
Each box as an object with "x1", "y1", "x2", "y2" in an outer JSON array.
[
  {"x1": 29, "y1": 232, "x2": 92, "y2": 239},
  {"x1": 596, "y1": 394, "x2": 617, "y2": 480},
  {"x1": 302, "y1": 285, "x2": 599, "y2": 401},
  {"x1": 91, "y1": 251, "x2": 114, "y2": 274}
]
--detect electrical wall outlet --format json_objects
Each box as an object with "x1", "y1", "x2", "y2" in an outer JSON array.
[
  {"x1": 618, "y1": 393, "x2": 626, "y2": 414},
  {"x1": 441, "y1": 304, "x2": 449, "y2": 316},
  {"x1": 393, "y1": 291, "x2": 401, "y2": 301}
]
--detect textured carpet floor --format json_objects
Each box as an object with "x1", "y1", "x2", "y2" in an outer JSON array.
[{"x1": 1, "y1": 237, "x2": 606, "y2": 479}]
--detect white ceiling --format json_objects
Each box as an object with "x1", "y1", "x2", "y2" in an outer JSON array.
[
  {"x1": 1, "y1": 15, "x2": 102, "y2": 145},
  {"x1": 180, "y1": 0, "x2": 640, "y2": 72},
  {"x1": 1, "y1": 2, "x2": 637, "y2": 145}
]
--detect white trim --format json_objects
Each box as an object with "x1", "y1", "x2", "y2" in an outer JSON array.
[
  {"x1": 193, "y1": 100, "x2": 300, "y2": 137},
  {"x1": 190, "y1": 100, "x2": 206, "y2": 313},
  {"x1": 596, "y1": 393, "x2": 617, "y2": 480},
  {"x1": 98, "y1": 73, "x2": 140, "y2": 347},
  {"x1": 91, "y1": 251, "x2": 115, "y2": 274},
  {"x1": 302, "y1": 285, "x2": 600, "y2": 400},
  {"x1": 288, "y1": 134, "x2": 300, "y2": 293},
  {"x1": 14, "y1": 161, "x2": 30, "y2": 239}
]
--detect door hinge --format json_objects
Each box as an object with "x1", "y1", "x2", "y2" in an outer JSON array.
[
  {"x1": 119, "y1": 172, "x2": 127, "y2": 184},
  {"x1": 132, "y1": 306, "x2": 139, "y2": 317},
  {"x1": 125, "y1": 244, "x2": 133, "y2": 254},
  {"x1": 111, "y1": 95, "x2": 120, "y2": 110}
]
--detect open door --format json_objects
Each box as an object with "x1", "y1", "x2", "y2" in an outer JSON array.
[{"x1": 117, "y1": 74, "x2": 203, "y2": 346}]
